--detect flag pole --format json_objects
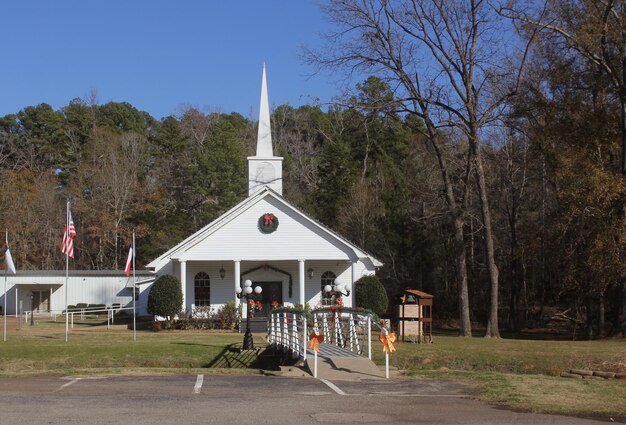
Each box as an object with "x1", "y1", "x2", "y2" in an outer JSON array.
[
  {"x1": 65, "y1": 200, "x2": 69, "y2": 343},
  {"x1": 132, "y1": 229, "x2": 136, "y2": 341},
  {"x1": 3, "y1": 228, "x2": 7, "y2": 342}
]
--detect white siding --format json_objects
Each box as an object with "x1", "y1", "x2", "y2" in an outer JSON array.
[
  {"x1": 179, "y1": 196, "x2": 357, "y2": 261},
  {"x1": 144, "y1": 259, "x2": 376, "y2": 315},
  {"x1": 0, "y1": 274, "x2": 138, "y2": 315}
]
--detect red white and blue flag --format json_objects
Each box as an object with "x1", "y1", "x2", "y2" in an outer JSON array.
[
  {"x1": 61, "y1": 209, "x2": 77, "y2": 258},
  {"x1": 124, "y1": 244, "x2": 134, "y2": 277}
]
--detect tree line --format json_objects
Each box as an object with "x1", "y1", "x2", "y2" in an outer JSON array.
[{"x1": 1, "y1": 0, "x2": 625, "y2": 338}]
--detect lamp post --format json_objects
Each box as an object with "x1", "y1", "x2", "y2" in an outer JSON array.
[
  {"x1": 236, "y1": 279, "x2": 262, "y2": 349},
  {"x1": 323, "y1": 279, "x2": 350, "y2": 300}
]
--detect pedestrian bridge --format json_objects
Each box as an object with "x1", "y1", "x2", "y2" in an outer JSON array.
[{"x1": 267, "y1": 309, "x2": 385, "y2": 379}]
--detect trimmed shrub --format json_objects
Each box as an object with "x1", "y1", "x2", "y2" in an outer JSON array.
[
  {"x1": 354, "y1": 275, "x2": 388, "y2": 316},
  {"x1": 147, "y1": 275, "x2": 183, "y2": 321},
  {"x1": 216, "y1": 301, "x2": 238, "y2": 330}
]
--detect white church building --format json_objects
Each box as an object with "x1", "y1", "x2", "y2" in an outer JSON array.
[
  {"x1": 145, "y1": 66, "x2": 382, "y2": 318},
  {"x1": 0, "y1": 66, "x2": 381, "y2": 318}
]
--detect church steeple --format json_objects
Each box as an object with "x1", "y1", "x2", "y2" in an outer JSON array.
[
  {"x1": 256, "y1": 64, "x2": 273, "y2": 157},
  {"x1": 248, "y1": 64, "x2": 283, "y2": 196}
]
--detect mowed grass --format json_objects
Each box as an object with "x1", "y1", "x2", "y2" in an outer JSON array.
[
  {"x1": 0, "y1": 318, "x2": 259, "y2": 376},
  {"x1": 375, "y1": 335, "x2": 626, "y2": 419},
  {"x1": 373, "y1": 334, "x2": 626, "y2": 375},
  {"x1": 2, "y1": 318, "x2": 625, "y2": 418}
]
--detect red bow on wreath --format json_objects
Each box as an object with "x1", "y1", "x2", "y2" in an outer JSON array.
[{"x1": 263, "y1": 213, "x2": 275, "y2": 226}]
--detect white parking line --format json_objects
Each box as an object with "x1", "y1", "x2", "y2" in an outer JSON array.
[
  {"x1": 193, "y1": 374, "x2": 204, "y2": 394},
  {"x1": 55, "y1": 378, "x2": 79, "y2": 392},
  {"x1": 319, "y1": 379, "x2": 346, "y2": 396}
]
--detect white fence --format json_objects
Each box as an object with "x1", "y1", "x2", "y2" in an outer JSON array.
[
  {"x1": 313, "y1": 310, "x2": 372, "y2": 359},
  {"x1": 268, "y1": 312, "x2": 308, "y2": 360},
  {"x1": 23, "y1": 306, "x2": 134, "y2": 330},
  {"x1": 267, "y1": 310, "x2": 373, "y2": 361}
]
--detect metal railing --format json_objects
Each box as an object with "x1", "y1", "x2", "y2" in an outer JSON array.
[
  {"x1": 268, "y1": 311, "x2": 308, "y2": 361},
  {"x1": 24, "y1": 306, "x2": 133, "y2": 330},
  {"x1": 313, "y1": 310, "x2": 372, "y2": 359},
  {"x1": 267, "y1": 310, "x2": 373, "y2": 361}
]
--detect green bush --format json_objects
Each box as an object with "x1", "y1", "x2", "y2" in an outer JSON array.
[
  {"x1": 216, "y1": 301, "x2": 238, "y2": 330},
  {"x1": 147, "y1": 275, "x2": 183, "y2": 321},
  {"x1": 354, "y1": 275, "x2": 388, "y2": 316}
]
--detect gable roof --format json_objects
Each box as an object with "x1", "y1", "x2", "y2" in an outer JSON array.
[{"x1": 147, "y1": 186, "x2": 382, "y2": 268}]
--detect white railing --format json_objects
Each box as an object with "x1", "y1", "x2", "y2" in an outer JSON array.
[
  {"x1": 313, "y1": 310, "x2": 372, "y2": 359},
  {"x1": 267, "y1": 310, "x2": 374, "y2": 361},
  {"x1": 268, "y1": 311, "x2": 308, "y2": 361},
  {"x1": 24, "y1": 306, "x2": 134, "y2": 330}
]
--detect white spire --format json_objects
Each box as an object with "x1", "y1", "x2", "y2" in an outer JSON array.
[
  {"x1": 248, "y1": 64, "x2": 283, "y2": 196},
  {"x1": 256, "y1": 63, "x2": 273, "y2": 157}
]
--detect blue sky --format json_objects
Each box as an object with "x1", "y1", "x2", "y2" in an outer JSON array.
[{"x1": 1, "y1": 1, "x2": 345, "y2": 120}]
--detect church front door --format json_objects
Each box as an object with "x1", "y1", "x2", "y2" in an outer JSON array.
[{"x1": 252, "y1": 281, "x2": 282, "y2": 317}]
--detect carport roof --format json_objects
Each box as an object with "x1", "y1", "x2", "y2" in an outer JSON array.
[{"x1": 9, "y1": 270, "x2": 154, "y2": 277}]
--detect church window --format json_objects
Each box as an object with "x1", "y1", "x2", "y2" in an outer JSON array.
[
  {"x1": 321, "y1": 271, "x2": 336, "y2": 300},
  {"x1": 194, "y1": 272, "x2": 211, "y2": 306}
]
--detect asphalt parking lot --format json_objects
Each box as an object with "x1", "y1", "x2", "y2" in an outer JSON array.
[{"x1": 0, "y1": 374, "x2": 609, "y2": 424}]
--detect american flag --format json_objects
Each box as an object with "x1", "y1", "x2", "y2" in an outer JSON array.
[{"x1": 61, "y1": 209, "x2": 77, "y2": 258}]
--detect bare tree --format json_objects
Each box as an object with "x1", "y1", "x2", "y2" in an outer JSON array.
[
  {"x1": 501, "y1": 0, "x2": 626, "y2": 337},
  {"x1": 308, "y1": 0, "x2": 534, "y2": 336}
]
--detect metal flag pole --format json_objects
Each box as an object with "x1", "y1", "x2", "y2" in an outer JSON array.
[
  {"x1": 65, "y1": 200, "x2": 69, "y2": 343},
  {"x1": 3, "y1": 229, "x2": 7, "y2": 342},
  {"x1": 132, "y1": 229, "x2": 136, "y2": 341}
]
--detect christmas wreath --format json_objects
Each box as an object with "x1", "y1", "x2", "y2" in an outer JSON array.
[{"x1": 258, "y1": 213, "x2": 279, "y2": 233}]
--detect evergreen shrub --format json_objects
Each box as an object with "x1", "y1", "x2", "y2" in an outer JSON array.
[
  {"x1": 354, "y1": 275, "x2": 388, "y2": 316},
  {"x1": 147, "y1": 275, "x2": 183, "y2": 321}
]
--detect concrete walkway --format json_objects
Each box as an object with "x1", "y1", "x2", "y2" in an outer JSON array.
[{"x1": 303, "y1": 343, "x2": 385, "y2": 380}]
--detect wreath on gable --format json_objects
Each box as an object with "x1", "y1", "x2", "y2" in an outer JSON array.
[{"x1": 258, "y1": 213, "x2": 279, "y2": 234}]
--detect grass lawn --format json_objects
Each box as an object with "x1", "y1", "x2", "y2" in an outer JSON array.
[
  {"x1": 2, "y1": 318, "x2": 625, "y2": 418},
  {"x1": 375, "y1": 334, "x2": 626, "y2": 419},
  {"x1": 0, "y1": 318, "x2": 262, "y2": 376}
]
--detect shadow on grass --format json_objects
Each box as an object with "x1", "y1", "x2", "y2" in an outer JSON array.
[
  {"x1": 432, "y1": 327, "x2": 580, "y2": 341},
  {"x1": 204, "y1": 344, "x2": 298, "y2": 370},
  {"x1": 205, "y1": 343, "x2": 258, "y2": 369}
]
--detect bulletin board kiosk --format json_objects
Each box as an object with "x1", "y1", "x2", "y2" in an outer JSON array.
[{"x1": 396, "y1": 289, "x2": 433, "y2": 343}]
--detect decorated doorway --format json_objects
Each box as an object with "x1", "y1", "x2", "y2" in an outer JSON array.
[{"x1": 252, "y1": 281, "x2": 282, "y2": 317}]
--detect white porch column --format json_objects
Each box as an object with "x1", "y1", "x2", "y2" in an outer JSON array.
[
  {"x1": 15, "y1": 286, "x2": 18, "y2": 317},
  {"x1": 351, "y1": 262, "x2": 357, "y2": 308},
  {"x1": 298, "y1": 259, "x2": 305, "y2": 307},
  {"x1": 179, "y1": 259, "x2": 187, "y2": 315},
  {"x1": 234, "y1": 260, "x2": 241, "y2": 312}
]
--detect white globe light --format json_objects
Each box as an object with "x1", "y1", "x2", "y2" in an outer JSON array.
[
  {"x1": 245, "y1": 286, "x2": 253, "y2": 295},
  {"x1": 324, "y1": 285, "x2": 332, "y2": 293},
  {"x1": 244, "y1": 279, "x2": 252, "y2": 287},
  {"x1": 334, "y1": 284, "x2": 343, "y2": 292},
  {"x1": 254, "y1": 286, "x2": 262, "y2": 294},
  {"x1": 235, "y1": 287, "x2": 242, "y2": 294}
]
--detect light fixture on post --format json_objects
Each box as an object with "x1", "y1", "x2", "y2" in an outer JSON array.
[
  {"x1": 219, "y1": 266, "x2": 226, "y2": 279},
  {"x1": 307, "y1": 267, "x2": 314, "y2": 279},
  {"x1": 235, "y1": 279, "x2": 262, "y2": 349},
  {"x1": 324, "y1": 278, "x2": 350, "y2": 298}
]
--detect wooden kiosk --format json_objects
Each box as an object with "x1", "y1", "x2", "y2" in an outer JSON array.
[{"x1": 396, "y1": 289, "x2": 433, "y2": 343}]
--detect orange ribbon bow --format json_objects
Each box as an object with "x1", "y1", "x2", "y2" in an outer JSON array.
[
  {"x1": 307, "y1": 333, "x2": 324, "y2": 352},
  {"x1": 379, "y1": 332, "x2": 397, "y2": 353}
]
